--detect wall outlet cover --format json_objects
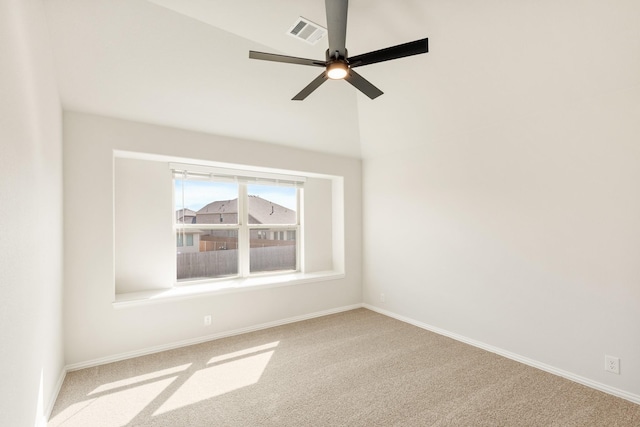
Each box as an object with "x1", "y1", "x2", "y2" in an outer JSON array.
[{"x1": 605, "y1": 355, "x2": 620, "y2": 374}]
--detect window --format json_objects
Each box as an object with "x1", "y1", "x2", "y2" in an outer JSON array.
[
  {"x1": 113, "y1": 153, "x2": 342, "y2": 303},
  {"x1": 173, "y1": 164, "x2": 303, "y2": 283},
  {"x1": 176, "y1": 233, "x2": 194, "y2": 247}
]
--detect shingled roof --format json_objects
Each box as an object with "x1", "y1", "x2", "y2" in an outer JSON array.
[
  {"x1": 197, "y1": 199, "x2": 238, "y2": 215},
  {"x1": 194, "y1": 196, "x2": 295, "y2": 225},
  {"x1": 247, "y1": 195, "x2": 295, "y2": 224},
  {"x1": 176, "y1": 208, "x2": 197, "y2": 224}
]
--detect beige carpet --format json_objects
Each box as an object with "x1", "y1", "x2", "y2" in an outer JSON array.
[{"x1": 49, "y1": 309, "x2": 640, "y2": 426}]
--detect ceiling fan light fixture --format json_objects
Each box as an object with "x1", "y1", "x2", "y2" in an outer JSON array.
[{"x1": 327, "y1": 61, "x2": 348, "y2": 79}]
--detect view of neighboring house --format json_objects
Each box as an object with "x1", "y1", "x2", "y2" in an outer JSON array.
[
  {"x1": 176, "y1": 195, "x2": 296, "y2": 254},
  {"x1": 195, "y1": 195, "x2": 295, "y2": 225},
  {"x1": 176, "y1": 208, "x2": 196, "y2": 224}
]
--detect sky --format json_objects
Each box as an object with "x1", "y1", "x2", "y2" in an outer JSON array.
[{"x1": 174, "y1": 180, "x2": 297, "y2": 211}]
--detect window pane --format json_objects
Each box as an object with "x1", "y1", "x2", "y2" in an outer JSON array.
[
  {"x1": 176, "y1": 229, "x2": 238, "y2": 281},
  {"x1": 250, "y1": 228, "x2": 296, "y2": 274},
  {"x1": 177, "y1": 233, "x2": 195, "y2": 248},
  {"x1": 175, "y1": 179, "x2": 239, "y2": 225},
  {"x1": 247, "y1": 184, "x2": 296, "y2": 225}
]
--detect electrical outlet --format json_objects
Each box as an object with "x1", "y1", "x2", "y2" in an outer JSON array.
[
  {"x1": 605, "y1": 355, "x2": 620, "y2": 374},
  {"x1": 380, "y1": 293, "x2": 386, "y2": 303},
  {"x1": 204, "y1": 315, "x2": 212, "y2": 326}
]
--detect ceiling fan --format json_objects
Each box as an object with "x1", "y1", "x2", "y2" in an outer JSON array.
[{"x1": 249, "y1": 0, "x2": 428, "y2": 100}]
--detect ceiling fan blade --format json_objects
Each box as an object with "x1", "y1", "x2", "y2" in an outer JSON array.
[
  {"x1": 344, "y1": 69, "x2": 383, "y2": 99},
  {"x1": 348, "y1": 38, "x2": 428, "y2": 68},
  {"x1": 292, "y1": 72, "x2": 328, "y2": 100},
  {"x1": 325, "y1": 0, "x2": 348, "y2": 58},
  {"x1": 249, "y1": 51, "x2": 325, "y2": 67}
]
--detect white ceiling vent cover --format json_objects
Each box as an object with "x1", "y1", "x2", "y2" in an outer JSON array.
[{"x1": 287, "y1": 17, "x2": 327, "y2": 45}]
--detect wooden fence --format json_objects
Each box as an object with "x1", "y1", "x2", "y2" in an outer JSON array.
[
  {"x1": 250, "y1": 245, "x2": 296, "y2": 273},
  {"x1": 177, "y1": 245, "x2": 296, "y2": 280}
]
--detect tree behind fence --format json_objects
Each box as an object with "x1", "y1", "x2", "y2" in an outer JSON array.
[{"x1": 177, "y1": 246, "x2": 296, "y2": 280}]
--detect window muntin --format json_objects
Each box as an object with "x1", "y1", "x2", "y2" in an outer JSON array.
[{"x1": 173, "y1": 169, "x2": 302, "y2": 283}]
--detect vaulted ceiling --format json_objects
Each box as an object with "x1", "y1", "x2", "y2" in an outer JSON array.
[{"x1": 44, "y1": 0, "x2": 640, "y2": 158}]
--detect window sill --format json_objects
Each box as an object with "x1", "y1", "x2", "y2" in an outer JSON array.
[{"x1": 113, "y1": 270, "x2": 345, "y2": 309}]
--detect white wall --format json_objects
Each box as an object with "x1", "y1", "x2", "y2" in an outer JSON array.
[
  {"x1": 0, "y1": 0, "x2": 64, "y2": 425},
  {"x1": 362, "y1": 90, "x2": 640, "y2": 398},
  {"x1": 64, "y1": 112, "x2": 362, "y2": 365},
  {"x1": 302, "y1": 177, "x2": 334, "y2": 272},
  {"x1": 114, "y1": 157, "x2": 174, "y2": 293}
]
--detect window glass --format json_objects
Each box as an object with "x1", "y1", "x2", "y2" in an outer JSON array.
[
  {"x1": 174, "y1": 173, "x2": 301, "y2": 283},
  {"x1": 175, "y1": 180, "x2": 239, "y2": 225},
  {"x1": 177, "y1": 233, "x2": 195, "y2": 247},
  {"x1": 247, "y1": 184, "x2": 297, "y2": 225},
  {"x1": 250, "y1": 229, "x2": 296, "y2": 274},
  {"x1": 175, "y1": 179, "x2": 240, "y2": 281},
  {"x1": 177, "y1": 230, "x2": 239, "y2": 281}
]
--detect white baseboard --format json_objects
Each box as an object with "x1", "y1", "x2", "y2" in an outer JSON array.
[
  {"x1": 363, "y1": 304, "x2": 640, "y2": 405},
  {"x1": 66, "y1": 303, "x2": 363, "y2": 372},
  {"x1": 37, "y1": 367, "x2": 66, "y2": 427}
]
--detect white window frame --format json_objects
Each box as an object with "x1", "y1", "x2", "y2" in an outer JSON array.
[{"x1": 172, "y1": 163, "x2": 305, "y2": 284}]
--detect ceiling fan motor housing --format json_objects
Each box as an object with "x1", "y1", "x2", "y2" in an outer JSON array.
[{"x1": 326, "y1": 49, "x2": 349, "y2": 79}]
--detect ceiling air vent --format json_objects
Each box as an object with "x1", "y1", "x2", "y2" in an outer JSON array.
[{"x1": 287, "y1": 17, "x2": 327, "y2": 45}]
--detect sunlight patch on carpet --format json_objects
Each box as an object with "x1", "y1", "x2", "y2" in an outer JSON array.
[
  {"x1": 153, "y1": 342, "x2": 279, "y2": 416},
  {"x1": 49, "y1": 377, "x2": 178, "y2": 427},
  {"x1": 88, "y1": 363, "x2": 192, "y2": 395}
]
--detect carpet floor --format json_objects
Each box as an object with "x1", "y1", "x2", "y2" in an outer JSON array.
[{"x1": 49, "y1": 308, "x2": 640, "y2": 426}]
